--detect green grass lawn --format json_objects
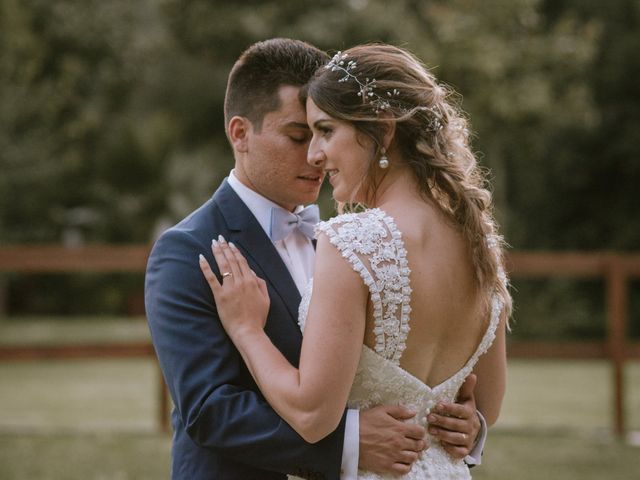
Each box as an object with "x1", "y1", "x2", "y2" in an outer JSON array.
[
  {"x1": 1, "y1": 429, "x2": 638, "y2": 480},
  {"x1": 0, "y1": 431, "x2": 171, "y2": 480},
  {"x1": 1, "y1": 318, "x2": 639, "y2": 479},
  {"x1": 0, "y1": 316, "x2": 150, "y2": 346},
  {"x1": 473, "y1": 430, "x2": 640, "y2": 480}
]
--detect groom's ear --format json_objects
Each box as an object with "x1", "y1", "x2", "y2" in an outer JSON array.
[{"x1": 228, "y1": 116, "x2": 251, "y2": 153}]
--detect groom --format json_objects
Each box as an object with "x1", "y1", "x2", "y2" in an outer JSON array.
[{"x1": 146, "y1": 38, "x2": 484, "y2": 480}]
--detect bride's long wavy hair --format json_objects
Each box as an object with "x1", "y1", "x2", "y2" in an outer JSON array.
[{"x1": 303, "y1": 44, "x2": 512, "y2": 322}]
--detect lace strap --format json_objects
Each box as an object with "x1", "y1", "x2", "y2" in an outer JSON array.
[
  {"x1": 465, "y1": 233, "x2": 508, "y2": 367},
  {"x1": 315, "y1": 209, "x2": 412, "y2": 364},
  {"x1": 451, "y1": 295, "x2": 504, "y2": 386}
]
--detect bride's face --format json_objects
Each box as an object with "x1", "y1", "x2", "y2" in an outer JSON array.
[{"x1": 306, "y1": 98, "x2": 373, "y2": 203}]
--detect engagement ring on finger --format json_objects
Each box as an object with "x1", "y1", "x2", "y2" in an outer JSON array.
[{"x1": 222, "y1": 272, "x2": 233, "y2": 278}]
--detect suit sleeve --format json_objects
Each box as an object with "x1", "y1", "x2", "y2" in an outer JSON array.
[{"x1": 145, "y1": 228, "x2": 346, "y2": 478}]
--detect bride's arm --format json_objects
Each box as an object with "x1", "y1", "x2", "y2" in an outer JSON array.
[
  {"x1": 471, "y1": 312, "x2": 508, "y2": 426},
  {"x1": 200, "y1": 235, "x2": 367, "y2": 443}
]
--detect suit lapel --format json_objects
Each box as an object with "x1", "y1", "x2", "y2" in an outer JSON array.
[{"x1": 212, "y1": 181, "x2": 302, "y2": 327}]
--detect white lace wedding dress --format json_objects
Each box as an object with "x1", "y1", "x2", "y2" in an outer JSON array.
[{"x1": 293, "y1": 209, "x2": 505, "y2": 480}]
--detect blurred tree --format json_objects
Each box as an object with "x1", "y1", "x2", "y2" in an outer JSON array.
[
  {"x1": 158, "y1": 0, "x2": 610, "y2": 245},
  {"x1": 1, "y1": 0, "x2": 621, "y2": 246},
  {"x1": 0, "y1": 0, "x2": 221, "y2": 245},
  {"x1": 0, "y1": 0, "x2": 637, "y2": 333},
  {"x1": 1, "y1": 0, "x2": 164, "y2": 243},
  {"x1": 506, "y1": 0, "x2": 640, "y2": 250}
]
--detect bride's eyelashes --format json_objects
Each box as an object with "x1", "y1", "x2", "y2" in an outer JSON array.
[
  {"x1": 318, "y1": 125, "x2": 333, "y2": 137},
  {"x1": 311, "y1": 122, "x2": 333, "y2": 139}
]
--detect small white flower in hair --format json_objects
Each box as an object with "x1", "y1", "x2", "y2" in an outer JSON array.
[{"x1": 325, "y1": 52, "x2": 402, "y2": 114}]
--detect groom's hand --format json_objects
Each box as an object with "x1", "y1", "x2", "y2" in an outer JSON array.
[
  {"x1": 426, "y1": 373, "x2": 481, "y2": 459},
  {"x1": 358, "y1": 405, "x2": 427, "y2": 476}
]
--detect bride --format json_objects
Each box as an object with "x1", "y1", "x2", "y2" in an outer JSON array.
[{"x1": 199, "y1": 44, "x2": 511, "y2": 479}]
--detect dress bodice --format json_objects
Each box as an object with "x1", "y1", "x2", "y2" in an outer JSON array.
[{"x1": 295, "y1": 209, "x2": 505, "y2": 479}]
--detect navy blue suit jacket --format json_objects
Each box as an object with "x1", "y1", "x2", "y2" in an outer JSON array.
[{"x1": 145, "y1": 180, "x2": 347, "y2": 479}]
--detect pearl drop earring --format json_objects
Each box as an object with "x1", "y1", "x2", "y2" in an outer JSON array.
[{"x1": 378, "y1": 148, "x2": 389, "y2": 169}]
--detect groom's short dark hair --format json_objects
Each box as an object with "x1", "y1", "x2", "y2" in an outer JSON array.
[{"x1": 224, "y1": 38, "x2": 328, "y2": 132}]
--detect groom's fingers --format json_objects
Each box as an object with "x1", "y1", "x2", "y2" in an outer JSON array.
[
  {"x1": 382, "y1": 405, "x2": 426, "y2": 441},
  {"x1": 428, "y1": 413, "x2": 476, "y2": 459},
  {"x1": 427, "y1": 411, "x2": 467, "y2": 433},
  {"x1": 402, "y1": 437, "x2": 427, "y2": 453},
  {"x1": 402, "y1": 424, "x2": 426, "y2": 442},
  {"x1": 440, "y1": 442, "x2": 470, "y2": 459},
  {"x1": 384, "y1": 404, "x2": 418, "y2": 421},
  {"x1": 364, "y1": 404, "x2": 426, "y2": 450},
  {"x1": 390, "y1": 463, "x2": 412, "y2": 476},
  {"x1": 395, "y1": 450, "x2": 419, "y2": 464},
  {"x1": 431, "y1": 427, "x2": 471, "y2": 446},
  {"x1": 433, "y1": 402, "x2": 469, "y2": 420}
]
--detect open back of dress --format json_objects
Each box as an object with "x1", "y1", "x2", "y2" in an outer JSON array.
[{"x1": 295, "y1": 209, "x2": 505, "y2": 480}]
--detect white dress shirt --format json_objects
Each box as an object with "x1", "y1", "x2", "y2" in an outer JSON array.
[
  {"x1": 227, "y1": 171, "x2": 360, "y2": 479},
  {"x1": 227, "y1": 171, "x2": 314, "y2": 294}
]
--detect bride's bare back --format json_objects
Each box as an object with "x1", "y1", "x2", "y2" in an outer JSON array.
[{"x1": 363, "y1": 198, "x2": 486, "y2": 388}]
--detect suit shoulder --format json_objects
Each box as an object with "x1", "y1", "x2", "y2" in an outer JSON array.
[{"x1": 151, "y1": 200, "x2": 221, "y2": 250}]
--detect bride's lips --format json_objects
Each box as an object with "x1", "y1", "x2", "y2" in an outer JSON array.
[{"x1": 325, "y1": 169, "x2": 338, "y2": 185}]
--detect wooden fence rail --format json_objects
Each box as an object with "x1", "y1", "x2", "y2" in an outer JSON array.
[
  {"x1": 0, "y1": 245, "x2": 638, "y2": 435},
  {"x1": 507, "y1": 252, "x2": 640, "y2": 436}
]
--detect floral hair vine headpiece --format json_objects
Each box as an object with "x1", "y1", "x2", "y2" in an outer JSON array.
[
  {"x1": 325, "y1": 51, "x2": 399, "y2": 114},
  {"x1": 325, "y1": 51, "x2": 445, "y2": 132}
]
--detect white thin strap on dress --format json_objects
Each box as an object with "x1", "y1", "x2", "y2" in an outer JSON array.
[
  {"x1": 315, "y1": 208, "x2": 412, "y2": 365},
  {"x1": 442, "y1": 241, "x2": 508, "y2": 389}
]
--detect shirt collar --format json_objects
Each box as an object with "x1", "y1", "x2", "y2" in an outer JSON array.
[{"x1": 227, "y1": 170, "x2": 304, "y2": 239}]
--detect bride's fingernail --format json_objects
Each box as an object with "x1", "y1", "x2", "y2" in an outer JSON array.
[
  {"x1": 198, "y1": 254, "x2": 205, "y2": 262},
  {"x1": 228, "y1": 242, "x2": 236, "y2": 249},
  {"x1": 218, "y1": 234, "x2": 226, "y2": 244},
  {"x1": 211, "y1": 239, "x2": 218, "y2": 247}
]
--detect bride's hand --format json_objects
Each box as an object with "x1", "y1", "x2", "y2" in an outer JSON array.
[{"x1": 199, "y1": 236, "x2": 270, "y2": 338}]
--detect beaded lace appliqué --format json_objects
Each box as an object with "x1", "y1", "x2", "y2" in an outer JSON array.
[
  {"x1": 315, "y1": 208, "x2": 412, "y2": 365},
  {"x1": 294, "y1": 209, "x2": 507, "y2": 479}
]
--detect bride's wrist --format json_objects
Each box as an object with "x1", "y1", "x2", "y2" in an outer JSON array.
[{"x1": 226, "y1": 323, "x2": 264, "y2": 344}]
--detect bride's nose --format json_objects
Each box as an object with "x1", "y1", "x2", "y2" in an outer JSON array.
[{"x1": 307, "y1": 147, "x2": 326, "y2": 168}]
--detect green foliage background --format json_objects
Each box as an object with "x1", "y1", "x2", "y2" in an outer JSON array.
[{"x1": 1, "y1": 0, "x2": 638, "y2": 338}]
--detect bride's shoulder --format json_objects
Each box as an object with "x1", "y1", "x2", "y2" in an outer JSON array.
[
  {"x1": 315, "y1": 209, "x2": 398, "y2": 255},
  {"x1": 316, "y1": 208, "x2": 389, "y2": 236}
]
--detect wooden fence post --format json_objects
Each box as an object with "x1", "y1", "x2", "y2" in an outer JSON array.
[
  {"x1": 606, "y1": 254, "x2": 627, "y2": 437},
  {"x1": 0, "y1": 277, "x2": 7, "y2": 317}
]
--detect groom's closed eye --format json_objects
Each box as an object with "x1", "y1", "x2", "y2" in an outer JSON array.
[
  {"x1": 283, "y1": 122, "x2": 311, "y2": 142},
  {"x1": 289, "y1": 135, "x2": 310, "y2": 144}
]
